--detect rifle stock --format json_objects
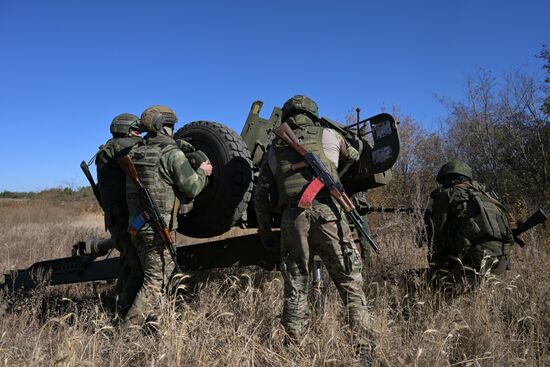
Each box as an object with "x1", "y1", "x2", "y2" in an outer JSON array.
[
  {"x1": 80, "y1": 161, "x2": 101, "y2": 205},
  {"x1": 274, "y1": 122, "x2": 381, "y2": 254},
  {"x1": 275, "y1": 123, "x2": 308, "y2": 156},
  {"x1": 118, "y1": 155, "x2": 142, "y2": 191}
]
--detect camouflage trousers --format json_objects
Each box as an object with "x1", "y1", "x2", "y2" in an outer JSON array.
[
  {"x1": 280, "y1": 200, "x2": 374, "y2": 344},
  {"x1": 107, "y1": 216, "x2": 143, "y2": 317},
  {"x1": 430, "y1": 241, "x2": 511, "y2": 292},
  {"x1": 125, "y1": 226, "x2": 176, "y2": 326}
]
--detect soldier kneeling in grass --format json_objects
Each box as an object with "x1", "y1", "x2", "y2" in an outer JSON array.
[{"x1": 425, "y1": 160, "x2": 515, "y2": 292}]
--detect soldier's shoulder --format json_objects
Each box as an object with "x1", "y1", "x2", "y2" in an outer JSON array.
[
  {"x1": 100, "y1": 138, "x2": 116, "y2": 149},
  {"x1": 468, "y1": 180, "x2": 486, "y2": 192},
  {"x1": 447, "y1": 184, "x2": 472, "y2": 203},
  {"x1": 115, "y1": 136, "x2": 142, "y2": 145},
  {"x1": 96, "y1": 139, "x2": 116, "y2": 158},
  {"x1": 160, "y1": 143, "x2": 186, "y2": 166},
  {"x1": 322, "y1": 127, "x2": 343, "y2": 140},
  {"x1": 147, "y1": 134, "x2": 176, "y2": 147},
  {"x1": 113, "y1": 136, "x2": 142, "y2": 154}
]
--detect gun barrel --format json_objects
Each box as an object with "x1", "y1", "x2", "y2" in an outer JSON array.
[
  {"x1": 348, "y1": 210, "x2": 381, "y2": 254},
  {"x1": 367, "y1": 207, "x2": 426, "y2": 214},
  {"x1": 513, "y1": 208, "x2": 548, "y2": 237}
]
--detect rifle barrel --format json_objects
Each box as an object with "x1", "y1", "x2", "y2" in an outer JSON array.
[{"x1": 367, "y1": 207, "x2": 426, "y2": 214}]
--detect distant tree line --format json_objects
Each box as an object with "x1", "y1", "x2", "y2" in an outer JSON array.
[
  {"x1": 369, "y1": 45, "x2": 550, "y2": 215},
  {"x1": 0, "y1": 187, "x2": 94, "y2": 201}
]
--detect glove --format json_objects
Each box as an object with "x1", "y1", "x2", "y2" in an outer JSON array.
[{"x1": 176, "y1": 138, "x2": 196, "y2": 153}]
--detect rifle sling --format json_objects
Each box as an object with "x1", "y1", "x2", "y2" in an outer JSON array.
[{"x1": 170, "y1": 197, "x2": 181, "y2": 231}]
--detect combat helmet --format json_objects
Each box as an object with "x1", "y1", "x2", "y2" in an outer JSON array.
[
  {"x1": 281, "y1": 95, "x2": 319, "y2": 121},
  {"x1": 140, "y1": 105, "x2": 178, "y2": 133},
  {"x1": 110, "y1": 113, "x2": 140, "y2": 136},
  {"x1": 436, "y1": 160, "x2": 473, "y2": 183}
]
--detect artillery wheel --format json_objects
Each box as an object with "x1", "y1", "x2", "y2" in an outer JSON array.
[{"x1": 174, "y1": 121, "x2": 253, "y2": 238}]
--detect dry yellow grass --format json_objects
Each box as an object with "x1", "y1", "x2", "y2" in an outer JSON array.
[{"x1": 0, "y1": 198, "x2": 549, "y2": 366}]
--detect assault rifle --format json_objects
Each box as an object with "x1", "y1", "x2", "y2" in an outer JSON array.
[
  {"x1": 512, "y1": 208, "x2": 547, "y2": 247},
  {"x1": 274, "y1": 122, "x2": 381, "y2": 254},
  {"x1": 117, "y1": 155, "x2": 182, "y2": 272},
  {"x1": 80, "y1": 161, "x2": 101, "y2": 205}
]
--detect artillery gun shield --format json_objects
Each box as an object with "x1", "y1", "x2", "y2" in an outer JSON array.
[{"x1": 340, "y1": 113, "x2": 400, "y2": 193}]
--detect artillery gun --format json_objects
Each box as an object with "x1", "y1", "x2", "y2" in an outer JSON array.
[{"x1": 1, "y1": 101, "x2": 400, "y2": 291}]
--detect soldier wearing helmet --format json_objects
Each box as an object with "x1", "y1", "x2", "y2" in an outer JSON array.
[
  {"x1": 254, "y1": 95, "x2": 375, "y2": 365},
  {"x1": 95, "y1": 113, "x2": 144, "y2": 318},
  {"x1": 124, "y1": 105, "x2": 212, "y2": 329},
  {"x1": 426, "y1": 160, "x2": 514, "y2": 290}
]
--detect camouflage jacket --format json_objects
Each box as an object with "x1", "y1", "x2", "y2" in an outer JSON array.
[
  {"x1": 126, "y1": 133, "x2": 208, "y2": 230},
  {"x1": 428, "y1": 180, "x2": 513, "y2": 260},
  {"x1": 96, "y1": 136, "x2": 142, "y2": 227},
  {"x1": 254, "y1": 117, "x2": 359, "y2": 236}
]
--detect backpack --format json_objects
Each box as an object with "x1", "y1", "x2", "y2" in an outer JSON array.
[{"x1": 452, "y1": 182, "x2": 513, "y2": 244}]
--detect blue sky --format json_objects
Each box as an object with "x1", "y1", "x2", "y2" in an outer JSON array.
[{"x1": 0, "y1": 0, "x2": 548, "y2": 191}]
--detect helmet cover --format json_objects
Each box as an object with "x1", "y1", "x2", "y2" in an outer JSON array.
[
  {"x1": 281, "y1": 95, "x2": 319, "y2": 121},
  {"x1": 140, "y1": 105, "x2": 178, "y2": 133},
  {"x1": 110, "y1": 113, "x2": 140, "y2": 136},
  {"x1": 436, "y1": 160, "x2": 473, "y2": 183}
]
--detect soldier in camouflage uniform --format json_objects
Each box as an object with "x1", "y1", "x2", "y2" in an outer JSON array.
[
  {"x1": 95, "y1": 113, "x2": 143, "y2": 317},
  {"x1": 254, "y1": 95, "x2": 375, "y2": 363},
  {"x1": 125, "y1": 105, "x2": 212, "y2": 328},
  {"x1": 426, "y1": 160, "x2": 514, "y2": 289}
]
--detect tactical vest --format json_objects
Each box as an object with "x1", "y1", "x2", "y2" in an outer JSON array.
[
  {"x1": 126, "y1": 135, "x2": 179, "y2": 227},
  {"x1": 273, "y1": 124, "x2": 340, "y2": 207},
  {"x1": 96, "y1": 136, "x2": 141, "y2": 218},
  {"x1": 434, "y1": 181, "x2": 513, "y2": 253}
]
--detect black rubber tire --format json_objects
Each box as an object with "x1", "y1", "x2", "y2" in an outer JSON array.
[{"x1": 174, "y1": 121, "x2": 253, "y2": 238}]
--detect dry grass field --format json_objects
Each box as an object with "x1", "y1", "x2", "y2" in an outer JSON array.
[{"x1": 0, "y1": 196, "x2": 549, "y2": 366}]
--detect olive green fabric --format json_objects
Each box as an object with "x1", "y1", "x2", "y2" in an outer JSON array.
[
  {"x1": 126, "y1": 137, "x2": 179, "y2": 227},
  {"x1": 254, "y1": 116, "x2": 374, "y2": 349},
  {"x1": 96, "y1": 136, "x2": 142, "y2": 225},
  {"x1": 125, "y1": 131, "x2": 208, "y2": 326},
  {"x1": 108, "y1": 215, "x2": 143, "y2": 317},
  {"x1": 281, "y1": 95, "x2": 319, "y2": 121},
  {"x1": 95, "y1": 135, "x2": 143, "y2": 316},
  {"x1": 428, "y1": 180, "x2": 514, "y2": 282},
  {"x1": 110, "y1": 113, "x2": 140, "y2": 136},
  {"x1": 279, "y1": 200, "x2": 375, "y2": 346},
  {"x1": 436, "y1": 160, "x2": 473, "y2": 183},
  {"x1": 125, "y1": 225, "x2": 175, "y2": 327},
  {"x1": 273, "y1": 115, "x2": 340, "y2": 207},
  {"x1": 140, "y1": 105, "x2": 178, "y2": 133},
  {"x1": 126, "y1": 134, "x2": 207, "y2": 230}
]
